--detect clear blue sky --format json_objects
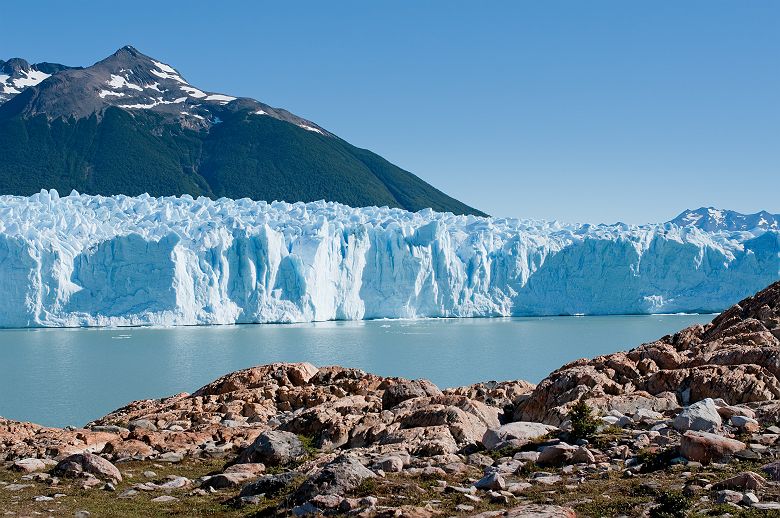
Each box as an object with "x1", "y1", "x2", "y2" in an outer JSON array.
[{"x1": 2, "y1": 1, "x2": 778, "y2": 223}]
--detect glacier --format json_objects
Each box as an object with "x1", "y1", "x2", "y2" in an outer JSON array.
[{"x1": 0, "y1": 190, "x2": 777, "y2": 328}]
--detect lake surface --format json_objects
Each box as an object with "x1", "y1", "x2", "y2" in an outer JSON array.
[{"x1": 0, "y1": 315, "x2": 713, "y2": 427}]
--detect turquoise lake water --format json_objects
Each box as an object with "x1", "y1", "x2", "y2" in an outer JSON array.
[{"x1": 0, "y1": 315, "x2": 713, "y2": 427}]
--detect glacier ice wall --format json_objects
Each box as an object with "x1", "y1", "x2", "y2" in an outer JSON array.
[{"x1": 0, "y1": 190, "x2": 777, "y2": 327}]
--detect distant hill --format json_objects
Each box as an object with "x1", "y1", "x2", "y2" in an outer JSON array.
[
  {"x1": 0, "y1": 46, "x2": 485, "y2": 216},
  {"x1": 670, "y1": 207, "x2": 779, "y2": 232}
]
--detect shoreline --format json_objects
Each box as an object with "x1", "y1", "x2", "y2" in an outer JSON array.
[
  {"x1": 0, "y1": 311, "x2": 722, "y2": 332},
  {"x1": 1, "y1": 282, "x2": 779, "y2": 516}
]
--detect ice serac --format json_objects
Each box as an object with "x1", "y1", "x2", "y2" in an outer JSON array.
[{"x1": 0, "y1": 191, "x2": 778, "y2": 328}]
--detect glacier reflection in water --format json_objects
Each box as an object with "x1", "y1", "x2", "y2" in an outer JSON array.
[{"x1": 0, "y1": 314, "x2": 712, "y2": 427}]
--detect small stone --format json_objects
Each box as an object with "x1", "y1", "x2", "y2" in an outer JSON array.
[
  {"x1": 128, "y1": 419, "x2": 157, "y2": 431},
  {"x1": 762, "y1": 461, "x2": 780, "y2": 481},
  {"x1": 74, "y1": 512, "x2": 91, "y2": 518},
  {"x1": 714, "y1": 471, "x2": 766, "y2": 491},
  {"x1": 118, "y1": 489, "x2": 138, "y2": 499},
  {"x1": 537, "y1": 443, "x2": 576, "y2": 466},
  {"x1": 474, "y1": 471, "x2": 506, "y2": 491},
  {"x1": 715, "y1": 489, "x2": 743, "y2": 504},
  {"x1": 157, "y1": 452, "x2": 184, "y2": 463},
  {"x1": 223, "y1": 463, "x2": 265, "y2": 475},
  {"x1": 13, "y1": 458, "x2": 46, "y2": 473},
  {"x1": 310, "y1": 494, "x2": 342, "y2": 509},
  {"x1": 752, "y1": 502, "x2": 780, "y2": 510},
  {"x1": 33, "y1": 495, "x2": 54, "y2": 502},
  {"x1": 730, "y1": 415, "x2": 760, "y2": 432},
  {"x1": 151, "y1": 495, "x2": 179, "y2": 503},
  {"x1": 143, "y1": 470, "x2": 157, "y2": 478},
  {"x1": 377, "y1": 456, "x2": 404, "y2": 473},
  {"x1": 742, "y1": 492, "x2": 760, "y2": 505}
]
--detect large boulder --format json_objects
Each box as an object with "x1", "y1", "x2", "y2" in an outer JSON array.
[
  {"x1": 237, "y1": 430, "x2": 305, "y2": 466},
  {"x1": 537, "y1": 443, "x2": 577, "y2": 466},
  {"x1": 482, "y1": 422, "x2": 557, "y2": 451},
  {"x1": 680, "y1": 431, "x2": 746, "y2": 464},
  {"x1": 53, "y1": 453, "x2": 122, "y2": 481},
  {"x1": 294, "y1": 455, "x2": 376, "y2": 502},
  {"x1": 672, "y1": 398, "x2": 722, "y2": 432},
  {"x1": 381, "y1": 379, "x2": 443, "y2": 410}
]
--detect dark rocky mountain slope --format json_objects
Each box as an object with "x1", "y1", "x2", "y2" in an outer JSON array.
[{"x1": 0, "y1": 46, "x2": 485, "y2": 216}]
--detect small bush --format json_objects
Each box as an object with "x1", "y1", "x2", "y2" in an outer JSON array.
[
  {"x1": 649, "y1": 490, "x2": 690, "y2": 518},
  {"x1": 569, "y1": 400, "x2": 599, "y2": 440},
  {"x1": 297, "y1": 435, "x2": 318, "y2": 457}
]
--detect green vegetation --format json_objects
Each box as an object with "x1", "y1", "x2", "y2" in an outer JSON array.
[
  {"x1": 0, "y1": 108, "x2": 485, "y2": 216},
  {"x1": 569, "y1": 400, "x2": 600, "y2": 441},
  {"x1": 649, "y1": 490, "x2": 691, "y2": 518},
  {"x1": 297, "y1": 435, "x2": 318, "y2": 458}
]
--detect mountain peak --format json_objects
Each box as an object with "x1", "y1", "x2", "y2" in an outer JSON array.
[
  {"x1": 671, "y1": 207, "x2": 779, "y2": 231},
  {"x1": 0, "y1": 45, "x2": 332, "y2": 134}
]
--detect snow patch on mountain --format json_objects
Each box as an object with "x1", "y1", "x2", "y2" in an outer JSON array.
[
  {"x1": 0, "y1": 192, "x2": 777, "y2": 328},
  {"x1": 671, "y1": 208, "x2": 780, "y2": 232}
]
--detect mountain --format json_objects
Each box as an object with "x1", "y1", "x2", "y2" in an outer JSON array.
[
  {"x1": 1, "y1": 192, "x2": 777, "y2": 327},
  {"x1": 0, "y1": 46, "x2": 485, "y2": 216},
  {"x1": 670, "y1": 207, "x2": 779, "y2": 232},
  {"x1": 0, "y1": 58, "x2": 76, "y2": 103}
]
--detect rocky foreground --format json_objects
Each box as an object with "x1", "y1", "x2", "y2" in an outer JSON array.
[{"x1": 2, "y1": 282, "x2": 780, "y2": 517}]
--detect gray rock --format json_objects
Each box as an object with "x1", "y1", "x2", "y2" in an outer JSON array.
[
  {"x1": 90, "y1": 425, "x2": 127, "y2": 434},
  {"x1": 239, "y1": 472, "x2": 299, "y2": 498},
  {"x1": 743, "y1": 492, "x2": 760, "y2": 505},
  {"x1": 514, "y1": 451, "x2": 540, "y2": 463},
  {"x1": 571, "y1": 446, "x2": 595, "y2": 464},
  {"x1": 12, "y1": 458, "x2": 46, "y2": 473},
  {"x1": 753, "y1": 502, "x2": 780, "y2": 510},
  {"x1": 54, "y1": 453, "x2": 122, "y2": 482},
  {"x1": 292, "y1": 502, "x2": 321, "y2": 516},
  {"x1": 238, "y1": 430, "x2": 304, "y2": 466},
  {"x1": 381, "y1": 379, "x2": 442, "y2": 410},
  {"x1": 537, "y1": 443, "x2": 576, "y2": 466},
  {"x1": 474, "y1": 472, "x2": 506, "y2": 491},
  {"x1": 294, "y1": 455, "x2": 375, "y2": 502},
  {"x1": 762, "y1": 461, "x2": 780, "y2": 481},
  {"x1": 482, "y1": 422, "x2": 557, "y2": 450},
  {"x1": 128, "y1": 419, "x2": 157, "y2": 432},
  {"x1": 715, "y1": 489, "x2": 743, "y2": 504},
  {"x1": 672, "y1": 398, "x2": 722, "y2": 432},
  {"x1": 157, "y1": 452, "x2": 183, "y2": 463},
  {"x1": 376, "y1": 456, "x2": 404, "y2": 473},
  {"x1": 151, "y1": 495, "x2": 179, "y2": 503}
]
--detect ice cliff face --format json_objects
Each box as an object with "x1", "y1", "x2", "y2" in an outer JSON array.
[{"x1": 0, "y1": 191, "x2": 778, "y2": 328}]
